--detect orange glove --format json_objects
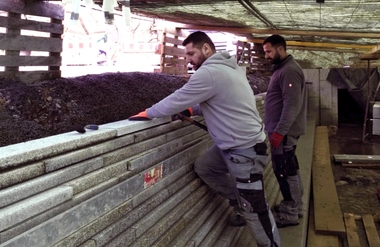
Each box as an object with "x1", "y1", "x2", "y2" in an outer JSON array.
[
  {"x1": 128, "y1": 110, "x2": 151, "y2": 121},
  {"x1": 171, "y1": 107, "x2": 193, "y2": 121},
  {"x1": 270, "y1": 132, "x2": 284, "y2": 149}
]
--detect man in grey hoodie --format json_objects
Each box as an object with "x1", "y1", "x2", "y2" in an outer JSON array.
[
  {"x1": 263, "y1": 35, "x2": 307, "y2": 228},
  {"x1": 129, "y1": 31, "x2": 281, "y2": 247}
]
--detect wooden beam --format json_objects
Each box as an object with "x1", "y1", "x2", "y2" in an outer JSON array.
[
  {"x1": 177, "y1": 25, "x2": 380, "y2": 39},
  {"x1": 360, "y1": 53, "x2": 380, "y2": 60},
  {"x1": 288, "y1": 46, "x2": 365, "y2": 54},
  {"x1": 243, "y1": 38, "x2": 374, "y2": 50}
]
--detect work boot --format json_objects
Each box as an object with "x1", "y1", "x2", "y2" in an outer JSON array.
[
  {"x1": 272, "y1": 204, "x2": 303, "y2": 218},
  {"x1": 229, "y1": 200, "x2": 246, "y2": 227},
  {"x1": 275, "y1": 216, "x2": 299, "y2": 228}
]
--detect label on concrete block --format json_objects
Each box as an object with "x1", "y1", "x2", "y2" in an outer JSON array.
[{"x1": 144, "y1": 164, "x2": 163, "y2": 189}]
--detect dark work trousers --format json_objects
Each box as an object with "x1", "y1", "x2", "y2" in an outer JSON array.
[
  {"x1": 194, "y1": 144, "x2": 281, "y2": 247},
  {"x1": 270, "y1": 134, "x2": 304, "y2": 222}
]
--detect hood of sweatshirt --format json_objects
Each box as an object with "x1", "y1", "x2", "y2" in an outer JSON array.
[{"x1": 202, "y1": 51, "x2": 238, "y2": 70}]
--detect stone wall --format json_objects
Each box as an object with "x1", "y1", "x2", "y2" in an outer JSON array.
[{"x1": 0, "y1": 94, "x2": 315, "y2": 247}]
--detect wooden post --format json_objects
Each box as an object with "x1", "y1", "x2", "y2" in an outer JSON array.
[{"x1": 5, "y1": 12, "x2": 21, "y2": 72}]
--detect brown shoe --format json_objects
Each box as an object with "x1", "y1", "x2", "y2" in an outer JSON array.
[{"x1": 275, "y1": 216, "x2": 299, "y2": 228}]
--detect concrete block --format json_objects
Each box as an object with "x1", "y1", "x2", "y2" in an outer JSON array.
[
  {"x1": 0, "y1": 200, "x2": 74, "y2": 244},
  {"x1": 320, "y1": 80, "x2": 332, "y2": 109},
  {"x1": 102, "y1": 228, "x2": 136, "y2": 247},
  {"x1": 129, "y1": 185, "x2": 209, "y2": 247},
  {"x1": 134, "y1": 121, "x2": 182, "y2": 143},
  {"x1": 45, "y1": 135, "x2": 132, "y2": 172},
  {"x1": 188, "y1": 200, "x2": 229, "y2": 246},
  {"x1": 152, "y1": 191, "x2": 216, "y2": 247},
  {"x1": 0, "y1": 157, "x2": 103, "y2": 208},
  {"x1": 101, "y1": 117, "x2": 171, "y2": 137},
  {"x1": 0, "y1": 128, "x2": 116, "y2": 171},
  {"x1": 132, "y1": 166, "x2": 194, "y2": 207},
  {"x1": 92, "y1": 173, "x2": 195, "y2": 246},
  {"x1": 166, "y1": 124, "x2": 201, "y2": 142},
  {"x1": 320, "y1": 108, "x2": 332, "y2": 126},
  {"x1": 132, "y1": 179, "x2": 203, "y2": 238},
  {"x1": 305, "y1": 69, "x2": 320, "y2": 98},
  {"x1": 52, "y1": 199, "x2": 133, "y2": 247},
  {"x1": 199, "y1": 208, "x2": 230, "y2": 247},
  {"x1": 102, "y1": 135, "x2": 167, "y2": 166},
  {"x1": 0, "y1": 186, "x2": 73, "y2": 232},
  {"x1": 373, "y1": 102, "x2": 380, "y2": 118},
  {"x1": 0, "y1": 175, "x2": 143, "y2": 247},
  {"x1": 77, "y1": 240, "x2": 96, "y2": 247},
  {"x1": 65, "y1": 161, "x2": 127, "y2": 195},
  {"x1": 332, "y1": 114, "x2": 338, "y2": 126},
  {"x1": 181, "y1": 129, "x2": 209, "y2": 145},
  {"x1": 320, "y1": 68, "x2": 330, "y2": 81},
  {"x1": 0, "y1": 162, "x2": 44, "y2": 190},
  {"x1": 127, "y1": 139, "x2": 183, "y2": 171},
  {"x1": 308, "y1": 97, "x2": 320, "y2": 117}
]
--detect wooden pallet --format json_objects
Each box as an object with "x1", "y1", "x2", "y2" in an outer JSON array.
[{"x1": 343, "y1": 213, "x2": 380, "y2": 247}]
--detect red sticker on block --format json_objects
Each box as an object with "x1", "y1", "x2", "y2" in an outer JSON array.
[{"x1": 144, "y1": 165, "x2": 163, "y2": 189}]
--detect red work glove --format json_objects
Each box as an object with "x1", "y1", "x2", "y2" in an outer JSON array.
[
  {"x1": 270, "y1": 132, "x2": 284, "y2": 149},
  {"x1": 128, "y1": 110, "x2": 151, "y2": 121},
  {"x1": 171, "y1": 107, "x2": 193, "y2": 121}
]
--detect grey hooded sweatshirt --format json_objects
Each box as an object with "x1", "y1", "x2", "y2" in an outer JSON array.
[{"x1": 146, "y1": 51, "x2": 265, "y2": 150}]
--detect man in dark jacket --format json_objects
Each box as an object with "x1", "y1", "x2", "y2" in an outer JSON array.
[{"x1": 263, "y1": 35, "x2": 307, "y2": 228}]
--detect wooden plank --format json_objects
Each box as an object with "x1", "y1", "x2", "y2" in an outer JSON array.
[
  {"x1": 307, "y1": 200, "x2": 340, "y2": 247},
  {"x1": 313, "y1": 126, "x2": 346, "y2": 237},
  {"x1": 163, "y1": 45, "x2": 184, "y2": 57},
  {"x1": 0, "y1": 55, "x2": 61, "y2": 66},
  {"x1": 162, "y1": 66, "x2": 187, "y2": 75},
  {"x1": 360, "y1": 53, "x2": 380, "y2": 60},
  {"x1": 0, "y1": 16, "x2": 63, "y2": 34},
  {"x1": 163, "y1": 36, "x2": 183, "y2": 46},
  {"x1": 163, "y1": 57, "x2": 186, "y2": 66},
  {"x1": 342, "y1": 163, "x2": 380, "y2": 167},
  {"x1": 343, "y1": 213, "x2": 361, "y2": 247},
  {"x1": 334, "y1": 154, "x2": 380, "y2": 163},
  {"x1": 0, "y1": 0, "x2": 64, "y2": 20},
  {"x1": 362, "y1": 214, "x2": 380, "y2": 247},
  {"x1": 0, "y1": 34, "x2": 62, "y2": 52}
]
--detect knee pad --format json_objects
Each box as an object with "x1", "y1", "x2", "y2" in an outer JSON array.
[
  {"x1": 273, "y1": 149, "x2": 299, "y2": 179},
  {"x1": 237, "y1": 174, "x2": 267, "y2": 214}
]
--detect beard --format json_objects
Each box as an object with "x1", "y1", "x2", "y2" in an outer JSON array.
[
  {"x1": 192, "y1": 53, "x2": 207, "y2": 71},
  {"x1": 269, "y1": 51, "x2": 282, "y2": 64}
]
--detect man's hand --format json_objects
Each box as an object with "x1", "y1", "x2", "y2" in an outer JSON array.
[
  {"x1": 128, "y1": 110, "x2": 151, "y2": 121},
  {"x1": 270, "y1": 132, "x2": 284, "y2": 149},
  {"x1": 171, "y1": 107, "x2": 193, "y2": 121}
]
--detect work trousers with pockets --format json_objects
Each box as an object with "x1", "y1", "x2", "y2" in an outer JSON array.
[
  {"x1": 270, "y1": 134, "x2": 304, "y2": 222},
  {"x1": 194, "y1": 144, "x2": 281, "y2": 247}
]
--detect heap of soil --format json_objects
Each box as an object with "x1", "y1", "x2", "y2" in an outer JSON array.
[{"x1": 0, "y1": 72, "x2": 269, "y2": 147}]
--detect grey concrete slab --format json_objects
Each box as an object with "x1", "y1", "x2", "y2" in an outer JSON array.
[
  {"x1": 101, "y1": 117, "x2": 171, "y2": 136},
  {"x1": 211, "y1": 219, "x2": 240, "y2": 247},
  {"x1": 0, "y1": 162, "x2": 44, "y2": 189},
  {"x1": 166, "y1": 123, "x2": 202, "y2": 142},
  {"x1": 129, "y1": 185, "x2": 209, "y2": 247},
  {"x1": 0, "y1": 186, "x2": 73, "y2": 232},
  {"x1": 188, "y1": 200, "x2": 229, "y2": 246},
  {"x1": 45, "y1": 135, "x2": 133, "y2": 172},
  {"x1": 0, "y1": 174, "x2": 144, "y2": 247},
  {"x1": 65, "y1": 160, "x2": 127, "y2": 195},
  {"x1": 0, "y1": 199, "x2": 75, "y2": 244},
  {"x1": 133, "y1": 120, "x2": 182, "y2": 143},
  {"x1": 127, "y1": 138, "x2": 183, "y2": 171},
  {"x1": 132, "y1": 179, "x2": 203, "y2": 238},
  {"x1": 169, "y1": 194, "x2": 223, "y2": 247},
  {"x1": 152, "y1": 191, "x2": 215, "y2": 247},
  {"x1": 320, "y1": 108, "x2": 332, "y2": 126},
  {"x1": 0, "y1": 128, "x2": 116, "y2": 171},
  {"x1": 52, "y1": 199, "x2": 133, "y2": 247},
  {"x1": 92, "y1": 172, "x2": 197, "y2": 247},
  {"x1": 0, "y1": 157, "x2": 103, "y2": 208},
  {"x1": 77, "y1": 240, "x2": 96, "y2": 247},
  {"x1": 198, "y1": 208, "x2": 230, "y2": 247},
  {"x1": 102, "y1": 134, "x2": 167, "y2": 166},
  {"x1": 72, "y1": 177, "x2": 119, "y2": 205},
  {"x1": 103, "y1": 228, "x2": 136, "y2": 247}
]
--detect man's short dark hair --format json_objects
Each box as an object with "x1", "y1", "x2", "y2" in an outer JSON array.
[
  {"x1": 263, "y1": 35, "x2": 287, "y2": 51},
  {"x1": 182, "y1": 31, "x2": 216, "y2": 51}
]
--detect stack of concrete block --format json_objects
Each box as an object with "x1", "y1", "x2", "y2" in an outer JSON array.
[
  {"x1": 0, "y1": 95, "x2": 314, "y2": 247},
  {"x1": 373, "y1": 102, "x2": 380, "y2": 135}
]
